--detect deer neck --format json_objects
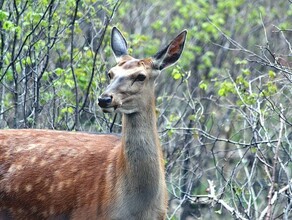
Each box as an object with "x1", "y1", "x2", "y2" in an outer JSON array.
[
  {"x1": 119, "y1": 97, "x2": 163, "y2": 203},
  {"x1": 121, "y1": 99, "x2": 160, "y2": 163}
]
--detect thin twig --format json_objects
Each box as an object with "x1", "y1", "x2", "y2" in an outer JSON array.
[
  {"x1": 188, "y1": 180, "x2": 248, "y2": 220},
  {"x1": 265, "y1": 104, "x2": 285, "y2": 220},
  {"x1": 259, "y1": 179, "x2": 292, "y2": 220}
]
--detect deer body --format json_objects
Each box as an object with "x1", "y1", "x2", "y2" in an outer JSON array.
[{"x1": 0, "y1": 27, "x2": 186, "y2": 220}]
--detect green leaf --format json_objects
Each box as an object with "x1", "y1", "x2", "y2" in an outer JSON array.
[
  {"x1": 218, "y1": 88, "x2": 226, "y2": 96},
  {"x1": 251, "y1": 147, "x2": 257, "y2": 153},
  {"x1": 218, "y1": 81, "x2": 235, "y2": 96},
  {"x1": 55, "y1": 68, "x2": 65, "y2": 76},
  {"x1": 0, "y1": 10, "x2": 8, "y2": 21},
  {"x1": 61, "y1": 107, "x2": 74, "y2": 114},
  {"x1": 199, "y1": 82, "x2": 208, "y2": 90},
  {"x1": 268, "y1": 70, "x2": 276, "y2": 79},
  {"x1": 242, "y1": 68, "x2": 251, "y2": 75},
  {"x1": 171, "y1": 68, "x2": 182, "y2": 80},
  {"x1": 3, "y1": 20, "x2": 14, "y2": 30},
  {"x1": 235, "y1": 59, "x2": 248, "y2": 65},
  {"x1": 188, "y1": 114, "x2": 197, "y2": 121}
]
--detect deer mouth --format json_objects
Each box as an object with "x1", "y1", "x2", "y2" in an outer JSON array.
[
  {"x1": 101, "y1": 107, "x2": 115, "y2": 113},
  {"x1": 100, "y1": 104, "x2": 120, "y2": 113},
  {"x1": 98, "y1": 96, "x2": 136, "y2": 114}
]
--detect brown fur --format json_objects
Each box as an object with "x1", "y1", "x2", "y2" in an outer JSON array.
[{"x1": 0, "y1": 130, "x2": 120, "y2": 219}]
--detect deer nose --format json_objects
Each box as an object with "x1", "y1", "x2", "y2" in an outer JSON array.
[{"x1": 98, "y1": 95, "x2": 112, "y2": 108}]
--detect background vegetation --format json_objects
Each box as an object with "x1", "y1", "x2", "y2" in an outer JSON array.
[{"x1": 0, "y1": 0, "x2": 291, "y2": 219}]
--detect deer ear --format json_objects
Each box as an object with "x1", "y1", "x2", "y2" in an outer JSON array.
[
  {"x1": 111, "y1": 27, "x2": 128, "y2": 61},
  {"x1": 153, "y1": 30, "x2": 187, "y2": 70}
]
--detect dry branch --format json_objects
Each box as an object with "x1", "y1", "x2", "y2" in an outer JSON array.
[{"x1": 187, "y1": 180, "x2": 248, "y2": 220}]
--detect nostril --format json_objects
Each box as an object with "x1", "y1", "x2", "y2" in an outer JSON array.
[{"x1": 98, "y1": 96, "x2": 112, "y2": 108}]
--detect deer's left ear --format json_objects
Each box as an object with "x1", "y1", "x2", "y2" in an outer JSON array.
[
  {"x1": 153, "y1": 30, "x2": 187, "y2": 70},
  {"x1": 111, "y1": 27, "x2": 128, "y2": 61}
]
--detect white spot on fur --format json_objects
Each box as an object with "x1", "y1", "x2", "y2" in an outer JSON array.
[
  {"x1": 27, "y1": 144, "x2": 39, "y2": 151},
  {"x1": 47, "y1": 148, "x2": 54, "y2": 154},
  {"x1": 14, "y1": 184, "x2": 20, "y2": 192},
  {"x1": 44, "y1": 178, "x2": 50, "y2": 187},
  {"x1": 30, "y1": 156, "x2": 37, "y2": 163},
  {"x1": 8, "y1": 164, "x2": 23, "y2": 173},
  {"x1": 58, "y1": 182, "x2": 64, "y2": 191},
  {"x1": 39, "y1": 160, "x2": 47, "y2": 167},
  {"x1": 54, "y1": 170, "x2": 61, "y2": 177},
  {"x1": 52, "y1": 154, "x2": 59, "y2": 160},
  {"x1": 25, "y1": 184, "x2": 32, "y2": 192},
  {"x1": 49, "y1": 185, "x2": 54, "y2": 193},
  {"x1": 16, "y1": 164, "x2": 23, "y2": 170},
  {"x1": 6, "y1": 185, "x2": 11, "y2": 192}
]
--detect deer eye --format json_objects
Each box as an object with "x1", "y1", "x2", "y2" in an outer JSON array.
[
  {"x1": 107, "y1": 71, "x2": 113, "y2": 79},
  {"x1": 135, "y1": 74, "x2": 146, "y2": 82}
]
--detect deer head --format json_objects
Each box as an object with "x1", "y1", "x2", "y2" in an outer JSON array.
[{"x1": 98, "y1": 27, "x2": 187, "y2": 114}]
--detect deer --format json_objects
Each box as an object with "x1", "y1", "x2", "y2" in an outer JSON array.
[{"x1": 0, "y1": 27, "x2": 187, "y2": 220}]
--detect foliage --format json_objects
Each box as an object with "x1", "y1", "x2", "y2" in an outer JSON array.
[{"x1": 0, "y1": 0, "x2": 118, "y2": 130}]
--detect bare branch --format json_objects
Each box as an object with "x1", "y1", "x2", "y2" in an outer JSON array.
[
  {"x1": 188, "y1": 180, "x2": 249, "y2": 220},
  {"x1": 265, "y1": 105, "x2": 285, "y2": 220}
]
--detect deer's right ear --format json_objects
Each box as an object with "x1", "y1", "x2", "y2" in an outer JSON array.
[
  {"x1": 153, "y1": 30, "x2": 187, "y2": 70},
  {"x1": 111, "y1": 27, "x2": 128, "y2": 61}
]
